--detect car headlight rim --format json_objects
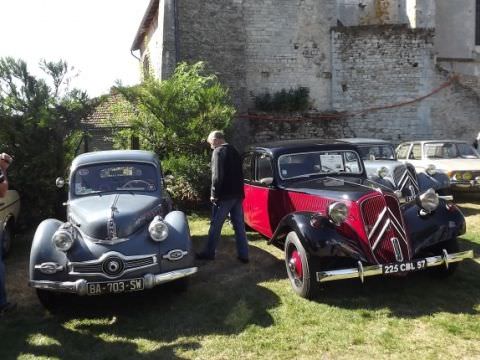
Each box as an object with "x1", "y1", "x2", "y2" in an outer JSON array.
[
  {"x1": 426, "y1": 164, "x2": 437, "y2": 176},
  {"x1": 52, "y1": 228, "x2": 74, "y2": 252},
  {"x1": 377, "y1": 166, "x2": 389, "y2": 179},
  {"x1": 149, "y1": 216, "x2": 169, "y2": 242},
  {"x1": 418, "y1": 188, "x2": 439, "y2": 213},
  {"x1": 328, "y1": 202, "x2": 348, "y2": 226}
]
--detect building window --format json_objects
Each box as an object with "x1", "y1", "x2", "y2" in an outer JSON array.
[{"x1": 476, "y1": 0, "x2": 480, "y2": 45}]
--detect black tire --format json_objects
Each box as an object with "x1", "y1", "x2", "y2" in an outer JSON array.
[
  {"x1": 284, "y1": 231, "x2": 317, "y2": 299},
  {"x1": 36, "y1": 289, "x2": 63, "y2": 313},
  {"x1": 1, "y1": 225, "x2": 13, "y2": 259},
  {"x1": 428, "y1": 237, "x2": 460, "y2": 278}
]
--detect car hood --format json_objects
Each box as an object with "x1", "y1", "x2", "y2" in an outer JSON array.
[
  {"x1": 68, "y1": 193, "x2": 163, "y2": 240},
  {"x1": 282, "y1": 176, "x2": 383, "y2": 201},
  {"x1": 426, "y1": 159, "x2": 480, "y2": 171}
]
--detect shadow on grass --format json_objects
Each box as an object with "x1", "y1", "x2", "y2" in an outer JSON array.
[
  {"x1": 312, "y1": 237, "x2": 480, "y2": 318},
  {"x1": 456, "y1": 203, "x2": 480, "y2": 217},
  {"x1": 0, "y1": 234, "x2": 284, "y2": 359}
]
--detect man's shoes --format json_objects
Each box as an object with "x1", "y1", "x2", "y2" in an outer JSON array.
[
  {"x1": 195, "y1": 252, "x2": 215, "y2": 261},
  {"x1": 0, "y1": 302, "x2": 16, "y2": 316},
  {"x1": 237, "y1": 256, "x2": 249, "y2": 264}
]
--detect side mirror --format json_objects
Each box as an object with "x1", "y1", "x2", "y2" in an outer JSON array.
[{"x1": 55, "y1": 177, "x2": 65, "y2": 188}]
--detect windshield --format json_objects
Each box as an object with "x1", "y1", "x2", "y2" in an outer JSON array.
[
  {"x1": 357, "y1": 144, "x2": 396, "y2": 160},
  {"x1": 278, "y1": 150, "x2": 363, "y2": 180},
  {"x1": 425, "y1": 142, "x2": 480, "y2": 159},
  {"x1": 73, "y1": 162, "x2": 159, "y2": 196}
]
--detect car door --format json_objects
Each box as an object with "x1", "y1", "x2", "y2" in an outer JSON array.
[
  {"x1": 246, "y1": 152, "x2": 279, "y2": 238},
  {"x1": 242, "y1": 152, "x2": 254, "y2": 226}
]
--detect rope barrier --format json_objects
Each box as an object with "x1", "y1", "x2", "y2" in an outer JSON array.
[{"x1": 239, "y1": 74, "x2": 459, "y2": 121}]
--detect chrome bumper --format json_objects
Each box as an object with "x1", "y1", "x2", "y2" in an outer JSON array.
[
  {"x1": 29, "y1": 267, "x2": 198, "y2": 295},
  {"x1": 316, "y1": 250, "x2": 474, "y2": 283}
]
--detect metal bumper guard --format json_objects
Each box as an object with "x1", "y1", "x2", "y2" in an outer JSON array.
[
  {"x1": 316, "y1": 250, "x2": 474, "y2": 283},
  {"x1": 29, "y1": 267, "x2": 198, "y2": 295}
]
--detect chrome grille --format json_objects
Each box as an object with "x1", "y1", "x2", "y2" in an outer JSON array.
[
  {"x1": 360, "y1": 194, "x2": 411, "y2": 264},
  {"x1": 393, "y1": 164, "x2": 419, "y2": 198},
  {"x1": 69, "y1": 252, "x2": 157, "y2": 279}
]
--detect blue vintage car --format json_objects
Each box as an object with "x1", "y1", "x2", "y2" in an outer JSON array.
[{"x1": 29, "y1": 150, "x2": 197, "y2": 309}]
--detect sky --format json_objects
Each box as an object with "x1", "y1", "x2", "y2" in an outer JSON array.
[{"x1": 0, "y1": 0, "x2": 150, "y2": 97}]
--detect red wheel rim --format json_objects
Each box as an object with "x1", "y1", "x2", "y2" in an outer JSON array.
[{"x1": 288, "y1": 249, "x2": 303, "y2": 279}]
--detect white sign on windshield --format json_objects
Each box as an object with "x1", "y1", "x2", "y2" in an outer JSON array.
[{"x1": 320, "y1": 154, "x2": 344, "y2": 172}]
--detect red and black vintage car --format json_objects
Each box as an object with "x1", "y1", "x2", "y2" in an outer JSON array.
[{"x1": 242, "y1": 140, "x2": 474, "y2": 298}]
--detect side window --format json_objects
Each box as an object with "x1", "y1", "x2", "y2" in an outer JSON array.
[
  {"x1": 396, "y1": 144, "x2": 410, "y2": 159},
  {"x1": 242, "y1": 154, "x2": 253, "y2": 182},
  {"x1": 410, "y1": 144, "x2": 422, "y2": 160},
  {"x1": 255, "y1": 154, "x2": 273, "y2": 184}
]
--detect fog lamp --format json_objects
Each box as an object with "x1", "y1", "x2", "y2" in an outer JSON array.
[
  {"x1": 328, "y1": 202, "x2": 348, "y2": 226},
  {"x1": 149, "y1": 216, "x2": 169, "y2": 242},
  {"x1": 417, "y1": 188, "x2": 439, "y2": 213},
  {"x1": 463, "y1": 172, "x2": 473, "y2": 181}
]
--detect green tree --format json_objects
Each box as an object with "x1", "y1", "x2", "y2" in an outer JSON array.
[
  {"x1": 0, "y1": 57, "x2": 93, "y2": 223},
  {"x1": 111, "y1": 62, "x2": 236, "y2": 206}
]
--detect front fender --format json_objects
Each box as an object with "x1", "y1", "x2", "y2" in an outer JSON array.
[
  {"x1": 403, "y1": 201, "x2": 465, "y2": 254},
  {"x1": 270, "y1": 212, "x2": 368, "y2": 262},
  {"x1": 29, "y1": 219, "x2": 67, "y2": 280},
  {"x1": 417, "y1": 172, "x2": 450, "y2": 192},
  {"x1": 164, "y1": 211, "x2": 191, "y2": 249}
]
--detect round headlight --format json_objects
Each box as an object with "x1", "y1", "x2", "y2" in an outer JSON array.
[
  {"x1": 149, "y1": 216, "x2": 169, "y2": 242},
  {"x1": 418, "y1": 188, "x2": 439, "y2": 213},
  {"x1": 426, "y1": 164, "x2": 436, "y2": 176},
  {"x1": 328, "y1": 202, "x2": 348, "y2": 226},
  {"x1": 377, "y1": 167, "x2": 389, "y2": 179},
  {"x1": 52, "y1": 229, "x2": 74, "y2": 252},
  {"x1": 463, "y1": 172, "x2": 473, "y2": 181}
]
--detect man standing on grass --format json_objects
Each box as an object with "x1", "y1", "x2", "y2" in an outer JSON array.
[
  {"x1": 196, "y1": 130, "x2": 249, "y2": 263},
  {"x1": 0, "y1": 152, "x2": 16, "y2": 315}
]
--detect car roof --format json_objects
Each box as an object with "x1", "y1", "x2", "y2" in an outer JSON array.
[
  {"x1": 246, "y1": 138, "x2": 360, "y2": 156},
  {"x1": 71, "y1": 150, "x2": 160, "y2": 169},
  {"x1": 398, "y1": 140, "x2": 470, "y2": 145},
  {"x1": 338, "y1": 138, "x2": 392, "y2": 145}
]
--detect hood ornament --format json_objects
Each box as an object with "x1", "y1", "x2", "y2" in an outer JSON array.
[{"x1": 107, "y1": 196, "x2": 120, "y2": 240}]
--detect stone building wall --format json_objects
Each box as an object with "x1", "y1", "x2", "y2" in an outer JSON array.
[
  {"x1": 245, "y1": 25, "x2": 480, "y2": 147},
  {"x1": 175, "y1": 0, "x2": 336, "y2": 112},
  {"x1": 332, "y1": 25, "x2": 480, "y2": 143}
]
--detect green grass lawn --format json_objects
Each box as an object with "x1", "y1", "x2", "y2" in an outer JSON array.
[{"x1": 1, "y1": 203, "x2": 480, "y2": 359}]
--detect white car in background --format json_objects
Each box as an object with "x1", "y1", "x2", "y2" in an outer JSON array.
[
  {"x1": 0, "y1": 189, "x2": 20, "y2": 257},
  {"x1": 396, "y1": 140, "x2": 480, "y2": 193}
]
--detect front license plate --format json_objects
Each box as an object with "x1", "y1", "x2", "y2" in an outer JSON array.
[
  {"x1": 87, "y1": 278, "x2": 144, "y2": 296},
  {"x1": 382, "y1": 259, "x2": 427, "y2": 275}
]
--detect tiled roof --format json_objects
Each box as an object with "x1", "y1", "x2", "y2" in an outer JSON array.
[{"x1": 82, "y1": 92, "x2": 133, "y2": 129}]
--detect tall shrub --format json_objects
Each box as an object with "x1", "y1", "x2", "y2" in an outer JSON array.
[
  {"x1": 112, "y1": 62, "x2": 236, "y2": 206},
  {"x1": 0, "y1": 57, "x2": 93, "y2": 223}
]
